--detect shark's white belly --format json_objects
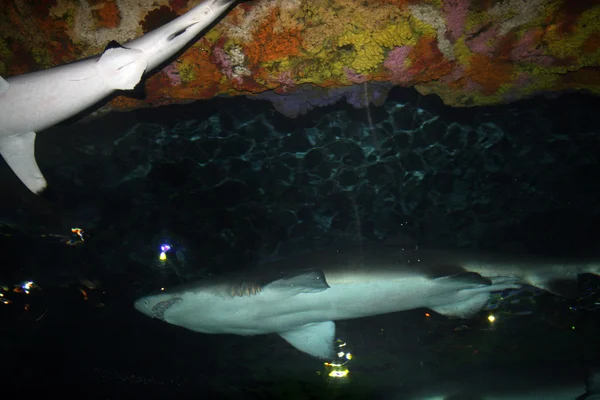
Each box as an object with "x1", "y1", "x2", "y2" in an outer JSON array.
[{"x1": 163, "y1": 277, "x2": 496, "y2": 336}]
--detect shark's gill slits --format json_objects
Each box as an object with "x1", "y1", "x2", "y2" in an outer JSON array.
[
  {"x1": 229, "y1": 281, "x2": 262, "y2": 298},
  {"x1": 151, "y1": 298, "x2": 182, "y2": 320}
]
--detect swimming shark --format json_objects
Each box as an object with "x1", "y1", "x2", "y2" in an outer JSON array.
[
  {"x1": 387, "y1": 363, "x2": 600, "y2": 399},
  {"x1": 134, "y1": 246, "x2": 600, "y2": 358},
  {"x1": 0, "y1": 0, "x2": 238, "y2": 194}
]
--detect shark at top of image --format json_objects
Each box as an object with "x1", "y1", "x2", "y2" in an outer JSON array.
[{"x1": 0, "y1": 0, "x2": 241, "y2": 194}]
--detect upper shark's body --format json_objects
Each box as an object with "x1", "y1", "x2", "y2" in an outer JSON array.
[
  {"x1": 0, "y1": 0, "x2": 238, "y2": 194},
  {"x1": 134, "y1": 246, "x2": 599, "y2": 358}
]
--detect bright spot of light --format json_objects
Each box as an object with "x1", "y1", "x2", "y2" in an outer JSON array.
[
  {"x1": 488, "y1": 314, "x2": 496, "y2": 323},
  {"x1": 329, "y1": 369, "x2": 349, "y2": 378}
]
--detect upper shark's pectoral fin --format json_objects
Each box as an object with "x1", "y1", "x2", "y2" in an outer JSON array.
[
  {"x1": 0, "y1": 131, "x2": 47, "y2": 194},
  {"x1": 0, "y1": 76, "x2": 8, "y2": 93},
  {"x1": 279, "y1": 321, "x2": 335, "y2": 358},
  {"x1": 265, "y1": 270, "x2": 330, "y2": 296},
  {"x1": 96, "y1": 41, "x2": 148, "y2": 90}
]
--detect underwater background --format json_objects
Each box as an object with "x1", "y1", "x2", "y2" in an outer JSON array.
[{"x1": 1, "y1": 86, "x2": 600, "y2": 398}]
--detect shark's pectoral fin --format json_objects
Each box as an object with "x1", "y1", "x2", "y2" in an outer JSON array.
[
  {"x1": 97, "y1": 42, "x2": 148, "y2": 90},
  {"x1": 431, "y1": 293, "x2": 490, "y2": 319},
  {"x1": 278, "y1": 321, "x2": 335, "y2": 358},
  {"x1": 265, "y1": 270, "x2": 330, "y2": 296},
  {"x1": 0, "y1": 76, "x2": 8, "y2": 93},
  {"x1": 0, "y1": 131, "x2": 47, "y2": 194}
]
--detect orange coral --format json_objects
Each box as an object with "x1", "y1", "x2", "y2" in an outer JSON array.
[
  {"x1": 467, "y1": 54, "x2": 514, "y2": 95},
  {"x1": 93, "y1": 1, "x2": 121, "y2": 29},
  {"x1": 244, "y1": 8, "x2": 302, "y2": 65},
  {"x1": 408, "y1": 35, "x2": 455, "y2": 84},
  {"x1": 583, "y1": 32, "x2": 600, "y2": 55}
]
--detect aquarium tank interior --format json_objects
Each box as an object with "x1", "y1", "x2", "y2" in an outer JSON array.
[{"x1": 1, "y1": 0, "x2": 600, "y2": 398}]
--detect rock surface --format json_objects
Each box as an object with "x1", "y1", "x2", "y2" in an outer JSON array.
[{"x1": 1, "y1": 0, "x2": 599, "y2": 116}]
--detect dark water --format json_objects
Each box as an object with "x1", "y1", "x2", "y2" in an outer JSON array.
[{"x1": 1, "y1": 87, "x2": 600, "y2": 398}]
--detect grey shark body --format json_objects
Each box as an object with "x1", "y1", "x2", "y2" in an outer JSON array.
[
  {"x1": 134, "y1": 247, "x2": 599, "y2": 358},
  {"x1": 0, "y1": 0, "x2": 237, "y2": 194}
]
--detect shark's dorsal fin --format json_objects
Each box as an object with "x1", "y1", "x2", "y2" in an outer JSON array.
[
  {"x1": 265, "y1": 270, "x2": 330, "y2": 296},
  {"x1": 0, "y1": 131, "x2": 47, "y2": 194},
  {"x1": 279, "y1": 321, "x2": 335, "y2": 358},
  {"x1": 97, "y1": 45, "x2": 147, "y2": 90},
  {"x1": 0, "y1": 76, "x2": 9, "y2": 94}
]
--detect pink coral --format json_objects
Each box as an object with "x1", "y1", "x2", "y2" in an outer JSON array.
[
  {"x1": 343, "y1": 67, "x2": 369, "y2": 84},
  {"x1": 466, "y1": 27, "x2": 499, "y2": 56},
  {"x1": 383, "y1": 46, "x2": 413, "y2": 84},
  {"x1": 163, "y1": 62, "x2": 182, "y2": 86},
  {"x1": 272, "y1": 71, "x2": 296, "y2": 93},
  {"x1": 511, "y1": 29, "x2": 555, "y2": 66},
  {"x1": 443, "y1": 0, "x2": 469, "y2": 41},
  {"x1": 212, "y1": 46, "x2": 234, "y2": 78}
]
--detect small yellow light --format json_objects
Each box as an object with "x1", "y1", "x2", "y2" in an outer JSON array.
[
  {"x1": 425, "y1": 313, "x2": 430, "y2": 317},
  {"x1": 346, "y1": 353, "x2": 353, "y2": 360},
  {"x1": 328, "y1": 369, "x2": 349, "y2": 378},
  {"x1": 488, "y1": 314, "x2": 496, "y2": 323},
  {"x1": 159, "y1": 252, "x2": 167, "y2": 261},
  {"x1": 161, "y1": 287, "x2": 165, "y2": 291}
]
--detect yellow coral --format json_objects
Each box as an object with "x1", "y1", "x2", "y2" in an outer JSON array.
[
  {"x1": 31, "y1": 47, "x2": 52, "y2": 68},
  {"x1": 453, "y1": 37, "x2": 473, "y2": 66},
  {"x1": 334, "y1": 15, "x2": 419, "y2": 74},
  {"x1": 351, "y1": 42, "x2": 384, "y2": 73},
  {"x1": 545, "y1": 5, "x2": 600, "y2": 61},
  {"x1": 372, "y1": 18, "x2": 415, "y2": 48},
  {"x1": 178, "y1": 63, "x2": 197, "y2": 83}
]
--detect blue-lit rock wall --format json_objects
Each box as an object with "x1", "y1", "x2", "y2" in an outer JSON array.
[{"x1": 3, "y1": 90, "x2": 599, "y2": 281}]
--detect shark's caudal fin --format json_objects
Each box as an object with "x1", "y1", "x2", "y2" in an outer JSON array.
[
  {"x1": 96, "y1": 41, "x2": 148, "y2": 90},
  {"x1": 279, "y1": 321, "x2": 336, "y2": 359},
  {"x1": 0, "y1": 131, "x2": 47, "y2": 194}
]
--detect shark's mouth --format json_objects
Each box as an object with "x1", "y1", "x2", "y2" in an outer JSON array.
[{"x1": 151, "y1": 297, "x2": 182, "y2": 320}]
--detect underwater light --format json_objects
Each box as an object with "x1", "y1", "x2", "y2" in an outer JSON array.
[
  {"x1": 159, "y1": 244, "x2": 172, "y2": 262},
  {"x1": 488, "y1": 314, "x2": 496, "y2": 323},
  {"x1": 328, "y1": 369, "x2": 349, "y2": 378}
]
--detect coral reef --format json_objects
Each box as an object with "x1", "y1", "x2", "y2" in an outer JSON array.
[{"x1": 0, "y1": 0, "x2": 599, "y2": 114}]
